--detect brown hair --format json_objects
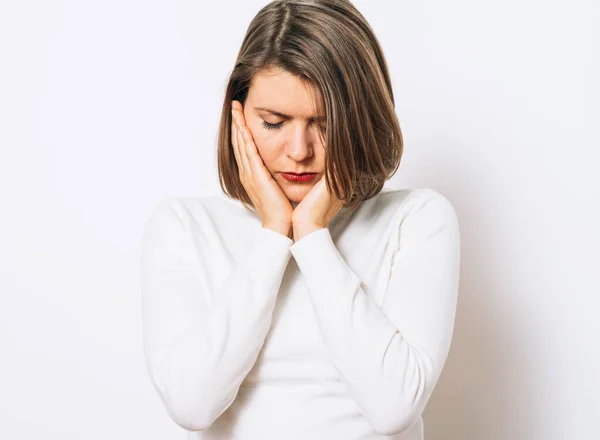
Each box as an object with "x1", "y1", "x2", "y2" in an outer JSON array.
[{"x1": 217, "y1": 0, "x2": 403, "y2": 213}]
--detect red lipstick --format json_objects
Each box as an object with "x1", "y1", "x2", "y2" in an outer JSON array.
[{"x1": 281, "y1": 172, "x2": 317, "y2": 182}]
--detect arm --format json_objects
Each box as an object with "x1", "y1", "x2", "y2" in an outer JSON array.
[
  {"x1": 141, "y1": 198, "x2": 293, "y2": 431},
  {"x1": 289, "y1": 191, "x2": 461, "y2": 435}
]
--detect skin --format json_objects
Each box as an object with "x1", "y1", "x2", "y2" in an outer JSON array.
[{"x1": 230, "y1": 66, "x2": 344, "y2": 242}]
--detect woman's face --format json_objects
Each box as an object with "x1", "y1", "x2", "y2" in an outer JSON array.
[{"x1": 241, "y1": 67, "x2": 326, "y2": 204}]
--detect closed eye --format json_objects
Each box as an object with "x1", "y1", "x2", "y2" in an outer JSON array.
[
  {"x1": 261, "y1": 120, "x2": 283, "y2": 131},
  {"x1": 261, "y1": 120, "x2": 325, "y2": 132}
]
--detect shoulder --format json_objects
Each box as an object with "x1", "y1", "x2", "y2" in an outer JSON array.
[
  {"x1": 379, "y1": 187, "x2": 458, "y2": 219},
  {"x1": 377, "y1": 187, "x2": 460, "y2": 242},
  {"x1": 142, "y1": 194, "x2": 256, "y2": 240}
]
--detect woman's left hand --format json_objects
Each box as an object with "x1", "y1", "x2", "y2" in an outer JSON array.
[{"x1": 292, "y1": 174, "x2": 345, "y2": 241}]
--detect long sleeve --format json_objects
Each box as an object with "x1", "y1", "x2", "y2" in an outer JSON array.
[
  {"x1": 140, "y1": 198, "x2": 293, "y2": 431},
  {"x1": 289, "y1": 191, "x2": 461, "y2": 435}
]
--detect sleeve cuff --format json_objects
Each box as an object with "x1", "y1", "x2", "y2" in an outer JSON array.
[
  {"x1": 289, "y1": 227, "x2": 360, "y2": 295},
  {"x1": 242, "y1": 226, "x2": 294, "y2": 287}
]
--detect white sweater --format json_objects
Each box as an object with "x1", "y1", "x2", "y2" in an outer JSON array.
[{"x1": 140, "y1": 186, "x2": 461, "y2": 440}]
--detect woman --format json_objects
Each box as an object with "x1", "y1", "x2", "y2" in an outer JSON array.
[{"x1": 141, "y1": 1, "x2": 461, "y2": 439}]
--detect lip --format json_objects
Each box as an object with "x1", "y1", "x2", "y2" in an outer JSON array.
[{"x1": 281, "y1": 172, "x2": 317, "y2": 182}]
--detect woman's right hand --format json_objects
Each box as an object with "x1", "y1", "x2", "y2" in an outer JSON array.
[{"x1": 231, "y1": 100, "x2": 293, "y2": 239}]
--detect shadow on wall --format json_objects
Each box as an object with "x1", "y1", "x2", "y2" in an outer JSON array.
[{"x1": 411, "y1": 141, "x2": 552, "y2": 440}]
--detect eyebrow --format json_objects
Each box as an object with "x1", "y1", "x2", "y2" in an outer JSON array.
[{"x1": 253, "y1": 106, "x2": 326, "y2": 122}]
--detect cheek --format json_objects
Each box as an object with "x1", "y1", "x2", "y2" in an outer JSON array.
[
  {"x1": 248, "y1": 125, "x2": 279, "y2": 162},
  {"x1": 252, "y1": 137, "x2": 279, "y2": 167},
  {"x1": 247, "y1": 120, "x2": 270, "y2": 148}
]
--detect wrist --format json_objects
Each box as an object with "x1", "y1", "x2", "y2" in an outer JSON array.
[
  {"x1": 263, "y1": 223, "x2": 292, "y2": 238},
  {"x1": 292, "y1": 223, "x2": 324, "y2": 241}
]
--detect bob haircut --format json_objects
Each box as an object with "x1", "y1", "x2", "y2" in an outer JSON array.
[{"x1": 217, "y1": 0, "x2": 403, "y2": 213}]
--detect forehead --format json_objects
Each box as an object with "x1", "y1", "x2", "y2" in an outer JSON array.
[{"x1": 247, "y1": 67, "x2": 324, "y2": 118}]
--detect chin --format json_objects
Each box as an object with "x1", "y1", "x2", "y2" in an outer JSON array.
[
  {"x1": 286, "y1": 194, "x2": 304, "y2": 204},
  {"x1": 284, "y1": 187, "x2": 311, "y2": 204}
]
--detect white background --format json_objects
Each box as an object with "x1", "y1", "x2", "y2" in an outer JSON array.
[{"x1": 1, "y1": 0, "x2": 598, "y2": 439}]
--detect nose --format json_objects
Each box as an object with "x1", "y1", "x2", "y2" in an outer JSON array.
[{"x1": 285, "y1": 124, "x2": 315, "y2": 162}]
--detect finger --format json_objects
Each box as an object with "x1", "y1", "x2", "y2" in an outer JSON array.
[
  {"x1": 231, "y1": 117, "x2": 244, "y2": 179},
  {"x1": 233, "y1": 105, "x2": 253, "y2": 178},
  {"x1": 233, "y1": 101, "x2": 246, "y2": 124},
  {"x1": 232, "y1": 108, "x2": 249, "y2": 178},
  {"x1": 239, "y1": 124, "x2": 266, "y2": 179},
  {"x1": 237, "y1": 122, "x2": 252, "y2": 177}
]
